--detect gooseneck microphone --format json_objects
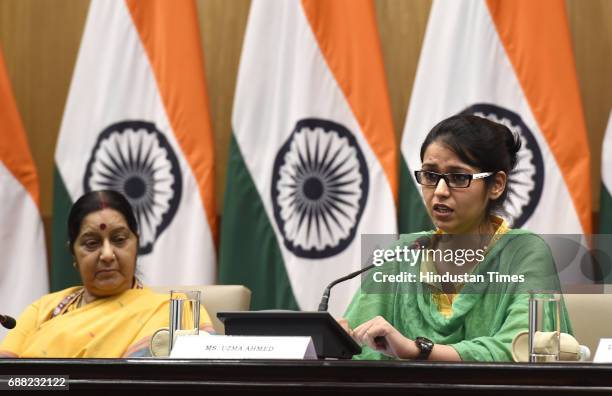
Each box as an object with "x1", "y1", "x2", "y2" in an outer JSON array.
[
  {"x1": 317, "y1": 264, "x2": 375, "y2": 312},
  {"x1": 0, "y1": 314, "x2": 16, "y2": 329},
  {"x1": 317, "y1": 236, "x2": 431, "y2": 312}
]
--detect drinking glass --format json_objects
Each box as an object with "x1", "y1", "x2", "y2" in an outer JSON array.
[
  {"x1": 528, "y1": 291, "x2": 561, "y2": 362},
  {"x1": 169, "y1": 290, "x2": 201, "y2": 355}
]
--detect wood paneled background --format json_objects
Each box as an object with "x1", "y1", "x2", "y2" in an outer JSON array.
[{"x1": 1, "y1": 0, "x2": 610, "y2": 239}]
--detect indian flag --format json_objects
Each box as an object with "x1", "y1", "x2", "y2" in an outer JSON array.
[
  {"x1": 220, "y1": 0, "x2": 398, "y2": 315},
  {"x1": 51, "y1": 0, "x2": 216, "y2": 290},
  {"x1": 0, "y1": 45, "x2": 48, "y2": 340},
  {"x1": 400, "y1": 0, "x2": 592, "y2": 236},
  {"x1": 601, "y1": 111, "x2": 612, "y2": 234}
]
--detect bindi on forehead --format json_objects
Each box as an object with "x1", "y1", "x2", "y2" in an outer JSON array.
[{"x1": 80, "y1": 209, "x2": 128, "y2": 234}]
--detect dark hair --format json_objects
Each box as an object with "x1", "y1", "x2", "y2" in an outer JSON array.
[
  {"x1": 67, "y1": 190, "x2": 139, "y2": 254},
  {"x1": 419, "y1": 114, "x2": 521, "y2": 215}
]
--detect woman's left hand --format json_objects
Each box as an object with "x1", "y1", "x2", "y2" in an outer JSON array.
[{"x1": 351, "y1": 316, "x2": 418, "y2": 359}]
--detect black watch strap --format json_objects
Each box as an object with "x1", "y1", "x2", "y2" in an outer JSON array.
[{"x1": 415, "y1": 336, "x2": 434, "y2": 360}]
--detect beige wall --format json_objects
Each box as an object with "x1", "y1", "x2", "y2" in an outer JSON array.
[{"x1": 1, "y1": 0, "x2": 610, "y2": 231}]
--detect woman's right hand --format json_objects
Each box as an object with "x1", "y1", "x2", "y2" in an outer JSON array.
[{"x1": 351, "y1": 316, "x2": 418, "y2": 359}]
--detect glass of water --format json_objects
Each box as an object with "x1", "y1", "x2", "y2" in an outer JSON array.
[
  {"x1": 528, "y1": 291, "x2": 561, "y2": 362},
  {"x1": 169, "y1": 290, "x2": 201, "y2": 355}
]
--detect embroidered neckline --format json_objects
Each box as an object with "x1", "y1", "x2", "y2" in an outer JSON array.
[{"x1": 50, "y1": 278, "x2": 143, "y2": 318}]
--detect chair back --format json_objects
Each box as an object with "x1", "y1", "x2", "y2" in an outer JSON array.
[{"x1": 564, "y1": 293, "x2": 612, "y2": 355}]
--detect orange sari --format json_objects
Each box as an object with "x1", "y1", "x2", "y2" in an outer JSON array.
[{"x1": 0, "y1": 287, "x2": 211, "y2": 358}]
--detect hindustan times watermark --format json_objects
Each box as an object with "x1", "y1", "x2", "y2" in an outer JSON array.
[
  {"x1": 360, "y1": 233, "x2": 612, "y2": 294},
  {"x1": 372, "y1": 270, "x2": 524, "y2": 284}
]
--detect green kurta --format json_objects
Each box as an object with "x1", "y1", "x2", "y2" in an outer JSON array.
[{"x1": 344, "y1": 229, "x2": 572, "y2": 361}]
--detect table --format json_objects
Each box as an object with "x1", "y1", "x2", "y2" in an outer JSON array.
[{"x1": 1, "y1": 359, "x2": 612, "y2": 394}]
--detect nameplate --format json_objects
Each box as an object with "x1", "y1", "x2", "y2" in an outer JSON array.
[
  {"x1": 593, "y1": 338, "x2": 612, "y2": 363},
  {"x1": 169, "y1": 335, "x2": 317, "y2": 359}
]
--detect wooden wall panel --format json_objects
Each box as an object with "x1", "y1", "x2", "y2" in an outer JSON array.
[
  {"x1": 0, "y1": 0, "x2": 609, "y2": 225},
  {"x1": 196, "y1": 0, "x2": 250, "y2": 213},
  {"x1": 0, "y1": 0, "x2": 88, "y2": 217},
  {"x1": 566, "y1": 0, "x2": 612, "y2": 210},
  {"x1": 375, "y1": 0, "x2": 431, "y2": 142}
]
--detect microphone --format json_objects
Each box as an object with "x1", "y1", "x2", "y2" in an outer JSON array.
[
  {"x1": 0, "y1": 314, "x2": 16, "y2": 329},
  {"x1": 317, "y1": 236, "x2": 430, "y2": 312}
]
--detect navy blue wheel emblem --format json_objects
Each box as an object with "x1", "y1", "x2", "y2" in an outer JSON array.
[
  {"x1": 461, "y1": 104, "x2": 544, "y2": 228},
  {"x1": 271, "y1": 118, "x2": 369, "y2": 259},
  {"x1": 83, "y1": 120, "x2": 182, "y2": 255}
]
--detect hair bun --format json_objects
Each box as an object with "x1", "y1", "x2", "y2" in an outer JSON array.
[{"x1": 506, "y1": 130, "x2": 521, "y2": 170}]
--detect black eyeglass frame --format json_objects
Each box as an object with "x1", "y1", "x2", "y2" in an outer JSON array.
[{"x1": 414, "y1": 170, "x2": 495, "y2": 188}]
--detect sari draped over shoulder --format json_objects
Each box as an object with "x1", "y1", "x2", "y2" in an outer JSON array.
[{"x1": 0, "y1": 287, "x2": 209, "y2": 358}]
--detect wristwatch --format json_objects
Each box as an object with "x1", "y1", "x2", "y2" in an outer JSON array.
[{"x1": 414, "y1": 336, "x2": 434, "y2": 360}]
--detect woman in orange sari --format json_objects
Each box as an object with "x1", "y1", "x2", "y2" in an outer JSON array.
[{"x1": 0, "y1": 190, "x2": 212, "y2": 358}]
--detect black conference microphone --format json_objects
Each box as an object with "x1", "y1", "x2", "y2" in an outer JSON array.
[
  {"x1": 0, "y1": 314, "x2": 16, "y2": 329},
  {"x1": 317, "y1": 236, "x2": 431, "y2": 312}
]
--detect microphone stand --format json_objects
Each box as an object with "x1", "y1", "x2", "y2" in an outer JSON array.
[
  {"x1": 317, "y1": 264, "x2": 375, "y2": 312},
  {"x1": 317, "y1": 236, "x2": 431, "y2": 312}
]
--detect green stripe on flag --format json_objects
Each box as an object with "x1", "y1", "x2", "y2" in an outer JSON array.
[
  {"x1": 51, "y1": 167, "x2": 80, "y2": 291},
  {"x1": 399, "y1": 155, "x2": 433, "y2": 234},
  {"x1": 219, "y1": 135, "x2": 299, "y2": 311},
  {"x1": 598, "y1": 183, "x2": 612, "y2": 283},
  {"x1": 600, "y1": 183, "x2": 612, "y2": 234}
]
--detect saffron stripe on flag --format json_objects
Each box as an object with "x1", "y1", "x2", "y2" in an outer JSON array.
[
  {"x1": 486, "y1": 0, "x2": 592, "y2": 234},
  {"x1": 222, "y1": 0, "x2": 397, "y2": 315},
  {"x1": 54, "y1": 0, "x2": 216, "y2": 287},
  {"x1": 301, "y1": 0, "x2": 398, "y2": 201},
  {"x1": 0, "y1": 44, "x2": 48, "y2": 339},
  {"x1": 126, "y1": 0, "x2": 217, "y2": 241},
  {"x1": 401, "y1": 0, "x2": 589, "y2": 236}
]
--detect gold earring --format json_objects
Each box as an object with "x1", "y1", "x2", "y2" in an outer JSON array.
[{"x1": 72, "y1": 261, "x2": 77, "y2": 268}]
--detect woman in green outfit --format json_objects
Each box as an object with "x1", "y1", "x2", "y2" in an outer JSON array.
[{"x1": 342, "y1": 114, "x2": 571, "y2": 361}]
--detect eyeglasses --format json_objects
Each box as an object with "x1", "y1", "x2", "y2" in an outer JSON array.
[{"x1": 414, "y1": 170, "x2": 494, "y2": 188}]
